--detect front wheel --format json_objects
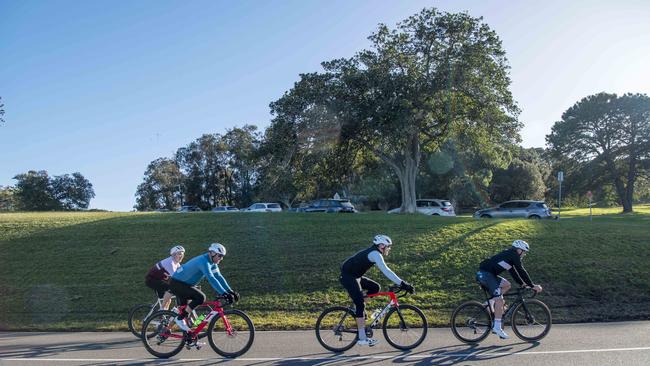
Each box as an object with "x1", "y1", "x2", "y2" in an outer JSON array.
[
  {"x1": 207, "y1": 309, "x2": 255, "y2": 358},
  {"x1": 450, "y1": 301, "x2": 492, "y2": 344},
  {"x1": 511, "y1": 299, "x2": 552, "y2": 342},
  {"x1": 141, "y1": 310, "x2": 186, "y2": 358},
  {"x1": 128, "y1": 303, "x2": 154, "y2": 338},
  {"x1": 315, "y1": 306, "x2": 358, "y2": 352},
  {"x1": 382, "y1": 304, "x2": 428, "y2": 350}
]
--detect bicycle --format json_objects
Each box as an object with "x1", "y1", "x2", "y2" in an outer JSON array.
[
  {"x1": 450, "y1": 286, "x2": 551, "y2": 343},
  {"x1": 315, "y1": 286, "x2": 428, "y2": 352},
  {"x1": 127, "y1": 292, "x2": 210, "y2": 339},
  {"x1": 141, "y1": 295, "x2": 255, "y2": 358}
]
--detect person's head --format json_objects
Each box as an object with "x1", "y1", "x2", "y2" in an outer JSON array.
[
  {"x1": 170, "y1": 245, "x2": 185, "y2": 263},
  {"x1": 512, "y1": 240, "x2": 530, "y2": 256},
  {"x1": 373, "y1": 234, "x2": 393, "y2": 255},
  {"x1": 208, "y1": 242, "x2": 226, "y2": 264}
]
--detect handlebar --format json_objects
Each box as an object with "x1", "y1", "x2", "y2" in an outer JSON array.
[{"x1": 388, "y1": 285, "x2": 413, "y2": 298}]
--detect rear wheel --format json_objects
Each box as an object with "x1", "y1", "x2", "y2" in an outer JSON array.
[
  {"x1": 450, "y1": 301, "x2": 492, "y2": 344},
  {"x1": 128, "y1": 303, "x2": 155, "y2": 338},
  {"x1": 207, "y1": 309, "x2": 255, "y2": 358},
  {"x1": 141, "y1": 310, "x2": 186, "y2": 358},
  {"x1": 382, "y1": 304, "x2": 428, "y2": 350},
  {"x1": 315, "y1": 306, "x2": 358, "y2": 352},
  {"x1": 511, "y1": 299, "x2": 552, "y2": 341}
]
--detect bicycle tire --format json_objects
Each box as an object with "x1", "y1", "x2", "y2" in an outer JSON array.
[
  {"x1": 315, "y1": 306, "x2": 358, "y2": 352},
  {"x1": 128, "y1": 303, "x2": 155, "y2": 339},
  {"x1": 141, "y1": 310, "x2": 186, "y2": 358},
  {"x1": 207, "y1": 309, "x2": 255, "y2": 358},
  {"x1": 450, "y1": 301, "x2": 492, "y2": 344},
  {"x1": 382, "y1": 304, "x2": 428, "y2": 350},
  {"x1": 510, "y1": 299, "x2": 552, "y2": 342}
]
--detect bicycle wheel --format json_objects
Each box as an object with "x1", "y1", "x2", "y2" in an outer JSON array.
[
  {"x1": 141, "y1": 310, "x2": 186, "y2": 358},
  {"x1": 207, "y1": 309, "x2": 255, "y2": 358},
  {"x1": 382, "y1": 304, "x2": 428, "y2": 350},
  {"x1": 511, "y1": 299, "x2": 552, "y2": 342},
  {"x1": 315, "y1": 306, "x2": 358, "y2": 352},
  {"x1": 128, "y1": 303, "x2": 155, "y2": 339},
  {"x1": 450, "y1": 301, "x2": 492, "y2": 344}
]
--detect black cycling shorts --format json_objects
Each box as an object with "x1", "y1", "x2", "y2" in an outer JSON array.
[
  {"x1": 476, "y1": 270, "x2": 505, "y2": 298},
  {"x1": 145, "y1": 276, "x2": 170, "y2": 299},
  {"x1": 340, "y1": 272, "x2": 380, "y2": 318}
]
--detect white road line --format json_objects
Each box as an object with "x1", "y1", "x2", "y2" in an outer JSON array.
[{"x1": 3, "y1": 347, "x2": 650, "y2": 362}]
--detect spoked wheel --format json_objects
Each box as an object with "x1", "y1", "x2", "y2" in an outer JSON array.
[
  {"x1": 141, "y1": 310, "x2": 186, "y2": 358},
  {"x1": 382, "y1": 304, "x2": 428, "y2": 350},
  {"x1": 207, "y1": 309, "x2": 255, "y2": 358},
  {"x1": 315, "y1": 306, "x2": 358, "y2": 352},
  {"x1": 128, "y1": 303, "x2": 155, "y2": 339},
  {"x1": 450, "y1": 301, "x2": 492, "y2": 344},
  {"x1": 511, "y1": 299, "x2": 552, "y2": 342}
]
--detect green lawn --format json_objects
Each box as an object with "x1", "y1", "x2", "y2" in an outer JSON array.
[{"x1": 1, "y1": 206, "x2": 649, "y2": 331}]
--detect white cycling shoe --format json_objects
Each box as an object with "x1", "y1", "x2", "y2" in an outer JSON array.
[
  {"x1": 357, "y1": 338, "x2": 379, "y2": 346},
  {"x1": 174, "y1": 317, "x2": 191, "y2": 332},
  {"x1": 492, "y1": 327, "x2": 510, "y2": 339}
]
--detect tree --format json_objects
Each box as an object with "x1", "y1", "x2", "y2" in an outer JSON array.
[
  {"x1": 489, "y1": 159, "x2": 545, "y2": 203},
  {"x1": 222, "y1": 125, "x2": 261, "y2": 207},
  {"x1": 51, "y1": 173, "x2": 95, "y2": 210},
  {"x1": 0, "y1": 186, "x2": 17, "y2": 211},
  {"x1": 547, "y1": 93, "x2": 650, "y2": 212},
  {"x1": 272, "y1": 8, "x2": 520, "y2": 212},
  {"x1": 135, "y1": 158, "x2": 183, "y2": 211},
  {"x1": 13, "y1": 171, "x2": 60, "y2": 210}
]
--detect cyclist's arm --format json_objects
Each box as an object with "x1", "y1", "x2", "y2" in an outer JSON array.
[
  {"x1": 368, "y1": 251, "x2": 402, "y2": 285},
  {"x1": 212, "y1": 266, "x2": 233, "y2": 292},
  {"x1": 200, "y1": 262, "x2": 228, "y2": 294},
  {"x1": 511, "y1": 255, "x2": 534, "y2": 287}
]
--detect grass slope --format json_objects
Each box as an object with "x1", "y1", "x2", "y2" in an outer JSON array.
[{"x1": 1, "y1": 206, "x2": 649, "y2": 331}]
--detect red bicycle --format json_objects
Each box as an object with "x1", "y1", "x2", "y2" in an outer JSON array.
[
  {"x1": 315, "y1": 286, "x2": 428, "y2": 352},
  {"x1": 141, "y1": 296, "x2": 255, "y2": 358}
]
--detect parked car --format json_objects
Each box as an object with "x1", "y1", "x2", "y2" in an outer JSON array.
[
  {"x1": 388, "y1": 199, "x2": 455, "y2": 216},
  {"x1": 211, "y1": 206, "x2": 239, "y2": 213},
  {"x1": 242, "y1": 202, "x2": 282, "y2": 212},
  {"x1": 304, "y1": 199, "x2": 356, "y2": 213},
  {"x1": 177, "y1": 205, "x2": 202, "y2": 212},
  {"x1": 473, "y1": 200, "x2": 554, "y2": 219}
]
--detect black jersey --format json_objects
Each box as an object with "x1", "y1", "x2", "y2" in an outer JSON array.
[
  {"x1": 341, "y1": 245, "x2": 379, "y2": 278},
  {"x1": 479, "y1": 247, "x2": 534, "y2": 287}
]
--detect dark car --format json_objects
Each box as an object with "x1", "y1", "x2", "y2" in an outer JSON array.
[
  {"x1": 474, "y1": 200, "x2": 554, "y2": 219},
  {"x1": 304, "y1": 199, "x2": 356, "y2": 213},
  {"x1": 177, "y1": 205, "x2": 202, "y2": 212}
]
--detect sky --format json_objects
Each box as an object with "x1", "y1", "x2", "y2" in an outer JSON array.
[{"x1": 1, "y1": 0, "x2": 649, "y2": 211}]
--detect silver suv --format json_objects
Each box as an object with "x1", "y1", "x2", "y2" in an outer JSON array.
[{"x1": 474, "y1": 200, "x2": 554, "y2": 219}]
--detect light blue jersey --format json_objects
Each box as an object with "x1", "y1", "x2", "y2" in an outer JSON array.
[{"x1": 171, "y1": 253, "x2": 232, "y2": 294}]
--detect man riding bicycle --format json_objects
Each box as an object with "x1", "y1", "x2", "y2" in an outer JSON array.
[
  {"x1": 340, "y1": 234, "x2": 414, "y2": 347},
  {"x1": 169, "y1": 242, "x2": 240, "y2": 332},
  {"x1": 476, "y1": 240, "x2": 543, "y2": 339},
  {"x1": 144, "y1": 245, "x2": 185, "y2": 310}
]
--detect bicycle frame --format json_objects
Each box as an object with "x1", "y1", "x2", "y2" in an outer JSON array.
[
  {"x1": 365, "y1": 291, "x2": 399, "y2": 327},
  {"x1": 481, "y1": 287, "x2": 532, "y2": 322},
  {"x1": 168, "y1": 300, "x2": 234, "y2": 339}
]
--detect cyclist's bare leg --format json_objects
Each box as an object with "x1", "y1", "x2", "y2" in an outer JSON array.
[
  {"x1": 162, "y1": 291, "x2": 174, "y2": 310},
  {"x1": 356, "y1": 317, "x2": 366, "y2": 340},
  {"x1": 494, "y1": 280, "x2": 511, "y2": 320}
]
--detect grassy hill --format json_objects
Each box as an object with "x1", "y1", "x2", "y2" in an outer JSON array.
[{"x1": 1, "y1": 205, "x2": 649, "y2": 331}]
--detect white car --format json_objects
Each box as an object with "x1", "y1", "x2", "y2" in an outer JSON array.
[
  {"x1": 211, "y1": 206, "x2": 239, "y2": 213},
  {"x1": 388, "y1": 199, "x2": 456, "y2": 216},
  {"x1": 242, "y1": 202, "x2": 282, "y2": 212}
]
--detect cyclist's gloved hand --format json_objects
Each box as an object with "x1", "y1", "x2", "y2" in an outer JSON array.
[
  {"x1": 399, "y1": 281, "x2": 415, "y2": 294},
  {"x1": 228, "y1": 290, "x2": 240, "y2": 302},
  {"x1": 222, "y1": 292, "x2": 235, "y2": 304}
]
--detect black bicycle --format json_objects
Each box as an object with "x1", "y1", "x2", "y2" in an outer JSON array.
[{"x1": 450, "y1": 286, "x2": 551, "y2": 343}]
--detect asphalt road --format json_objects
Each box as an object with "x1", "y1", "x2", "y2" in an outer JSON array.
[{"x1": 1, "y1": 321, "x2": 649, "y2": 365}]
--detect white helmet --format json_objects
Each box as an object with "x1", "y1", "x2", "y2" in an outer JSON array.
[
  {"x1": 373, "y1": 234, "x2": 393, "y2": 246},
  {"x1": 512, "y1": 240, "x2": 530, "y2": 252},
  {"x1": 208, "y1": 243, "x2": 227, "y2": 256},
  {"x1": 170, "y1": 245, "x2": 185, "y2": 255}
]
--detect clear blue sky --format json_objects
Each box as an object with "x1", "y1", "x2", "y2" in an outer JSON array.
[{"x1": 1, "y1": 0, "x2": 649, "y2": 211}]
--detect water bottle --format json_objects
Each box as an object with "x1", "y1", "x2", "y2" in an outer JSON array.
[{"x1": 192, "y1": 314, "x2": 206, "y2": 326}]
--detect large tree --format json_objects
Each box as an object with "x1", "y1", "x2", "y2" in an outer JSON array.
[
  {"x1": 135, "y1": 158, "x2": 183, "y2": 211},
  {"x1": 547, "y1": 93, "x2": 650, "y2": 212},
  {"x1": 272, "y1": 8, "x2": 520, "y2": 212},
  {"x1": 51, "y1": 172, "x2": 95, "y2": 210},
  {"x1": 13, "y1": 171, "x2": 61, "y2": 210}
]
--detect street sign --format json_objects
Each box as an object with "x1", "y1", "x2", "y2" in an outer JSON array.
[
  {"x1": 586, "y1": 191, "x2": 593, "y2": 199},
  {"x1": 558, "y1": 171, "x2": 564, "y2": 182}
]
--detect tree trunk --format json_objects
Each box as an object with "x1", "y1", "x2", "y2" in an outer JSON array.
[{"x1": 623, "y1": 156, "x2": 637, "y2": 213}]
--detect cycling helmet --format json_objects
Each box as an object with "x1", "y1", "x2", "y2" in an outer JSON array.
[
  {"x1": 512, "y1": 240, "x2": 530, "y2": 252},
  {"x1": 373, "y1": 234, "x2": 393, "y2": 246},
  {"x1": 208, "y1": 243, "x2": 227, "y2": 256},
  {"x1": 170, "y1": 245, "x2": 185, "y2": 255}
]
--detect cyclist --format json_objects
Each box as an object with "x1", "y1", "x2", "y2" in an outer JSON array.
[
  {"x1": 144, "y1": 245, "x2": 185, "y2": 310},
  {"x1": 169, "y1": 243, "x2": 240, "y2": 332},
  {"x1": 340, "y1": 234, "x2": 414, "y2": 347},
  {"x1": 476, "y1": 240, "x2": 543, "y2": 339}
]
